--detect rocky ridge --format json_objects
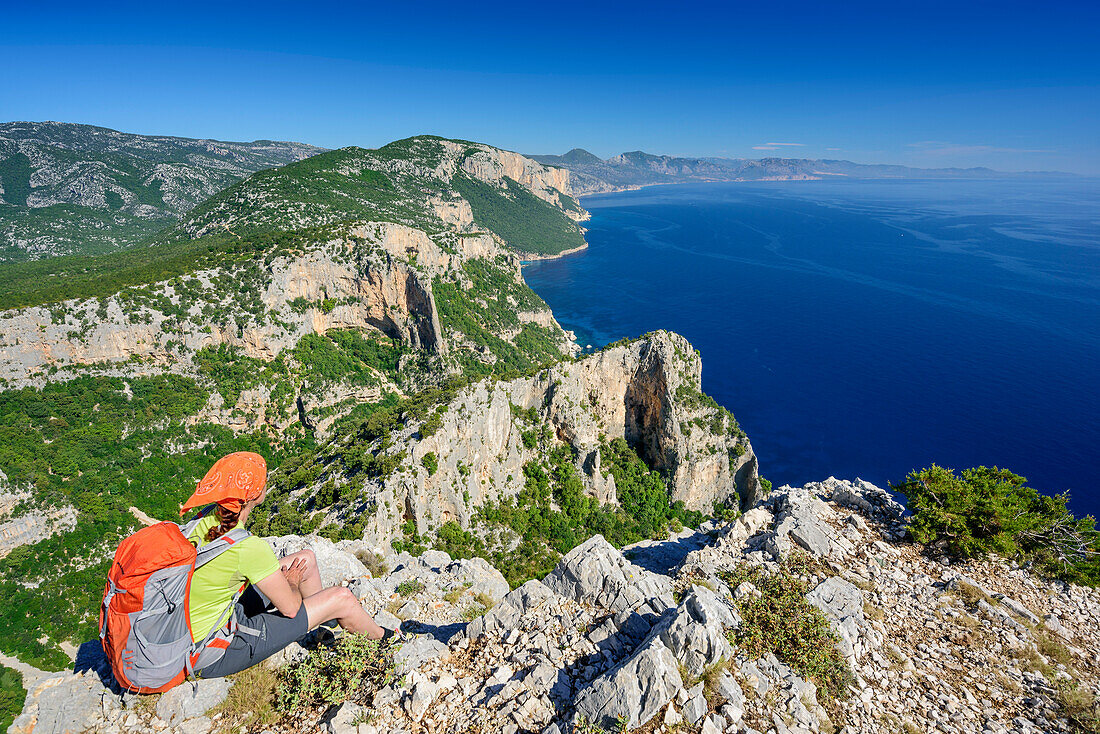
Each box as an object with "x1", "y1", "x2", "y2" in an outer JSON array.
[
  {"x1": 12, "y1": 477, "x2": 1099, "y2": 734},
  {"x1": 164, "y1": 136, "x2": 588, "y2": 259}
]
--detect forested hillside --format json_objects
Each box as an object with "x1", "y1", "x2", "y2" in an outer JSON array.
[{"x1": 0, "y1": 121, "x2": 322, "y2": 261}]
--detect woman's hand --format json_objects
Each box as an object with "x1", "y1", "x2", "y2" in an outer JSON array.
[{"x1": 282, "y1": 556, "x2": 308, "y2": 590}]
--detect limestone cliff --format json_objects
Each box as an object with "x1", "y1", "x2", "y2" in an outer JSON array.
[
  {"x1": 0, "y1": 223, "x2": 447, "y2": 382},
  {"x1": 291, "y1": 331, "x2": 757, "y2": 552},
  {"x1": 0, "y1": 220, "x2": 573, "y2": 440}
]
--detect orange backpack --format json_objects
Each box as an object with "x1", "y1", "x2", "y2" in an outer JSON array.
[{"x1": 99, "y1": 509, "x2": 249, "y2": 693}]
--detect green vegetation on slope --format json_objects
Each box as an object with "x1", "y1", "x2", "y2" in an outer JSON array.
[
  {"x1": 0, "y1": 122, "x2": 320, "y2": 261},
  {"x1": 434, "y1": 437, "x2": 704, "y2": 588},
  {"x1": 720, "y1": 554, "x2": 855, "y2": 703},
  {"x1": 433, "y1": 257, "x2": 566, "y2": 377},
  {"x1": 895, "y1": 465, "x2": 1100, "y2": 586},
  {"x1": 0, "y1": 153, "x2": 33, "y2": 207},
  {"x1": 163, "y1": 147, "x2": 433, "y2": 242},
  {"x1": 451, "y1": 173, "x2": 586, "y2": 256},
  {"x1": 293, "y1": 330, "x2": 403, "y2": 387},
  {"x1": 0, "y1": 227, "x2": 320, "y2": 311},
  {"x1": 247, "y1": 375, "x2": 475, "y2": 542}
]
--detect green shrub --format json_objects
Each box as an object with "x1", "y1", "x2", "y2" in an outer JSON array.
[
  {"x1": 396, "y1": 578, "x2": 425, "y2": 597},
  {"x1": 276, "y1": 634, "x2": 395, "y2": 711},
  {"x1": 894, "y1": 465, "x2": 1100, "y2": 586},
  {"x1": 720, "y1": 556, "x2": 855, "y2": 701},
  {"x1": 421, "y1": 452, "x2": 438, "y2": 476},
  {"x1": 420, "y1": 409, "x2": 443, "y2": 438}
]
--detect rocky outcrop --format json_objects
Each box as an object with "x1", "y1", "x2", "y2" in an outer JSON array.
[
  {"x1": 572, "y1": 633, "x2": 683, "y2": 730},
  {"x1": 343, "y1": 331, "x2": 758, "y2": 552},
  {"x1": 0, "y1": 222, "x2": 465, "y2": 387},
  {"x1": 0, "y1": 505, "x2": 77, "y2": 558},
  {"x1": 544, "y1": 535, "x2": 673, "y2": 618},
  {"x1": 12, "y1": 477, "x2": 1100, "y2": 734}
]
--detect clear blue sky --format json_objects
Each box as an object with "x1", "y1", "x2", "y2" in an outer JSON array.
[{"x1": 3, "y1": 0, "x2": 1098, "y2": 173}]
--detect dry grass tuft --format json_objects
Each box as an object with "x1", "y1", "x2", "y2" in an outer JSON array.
[
  {"x1": 952, "y1": 581, "x2": 996, "y2": 609},
  {"x1": 957, "y1": 614, "x2": 981, "y2": 630},
  {"x1": 1035, "y1": 632, "x2": 1074, "y2": 668},
  {"x1": 209, "y1": 665, "x2": 280, "y2": 732},
  {"x1": 354, "y1": 549, "x2": 389, "y2": 578},
  {"x1": 462, "y1": 603, "x2": 487, "y2": 621},
  {"x1": 700, "y1": 659, "x2": 731, "y2": 705},
  {"x1": 1055, "y1": 680, "x2": 1100, "y2": 733},
  {"x1": 863, "y1": 602, "x2": 885, "y2": 622}
]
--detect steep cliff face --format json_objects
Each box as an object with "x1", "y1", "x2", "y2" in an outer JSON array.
[
  {"x1": 458, "y1": 146, "x2": 574, "y2": 211},
  {"x1": 288, "y1": 331, "x2": 756, "y2": 552},
  {"x1": 0, "y1": 223, "x2": 448, "y2": 385}
]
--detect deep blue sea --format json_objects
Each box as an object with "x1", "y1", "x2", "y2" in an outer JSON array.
[{"x1": 523, "y1": 179, "x2": 1100, "y2": 517}]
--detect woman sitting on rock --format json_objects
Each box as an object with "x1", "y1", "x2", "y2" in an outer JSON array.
[{"x1": 181, "y1": 451, "x2": 393, "y2": 678}]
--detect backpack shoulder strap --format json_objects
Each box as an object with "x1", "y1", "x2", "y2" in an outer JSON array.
[
  {"x1": 194, "y1": 526, "x2": 252, "y2": 569},
  {"x1": 179, "y1": 504, "x2": 215, "y2": 540}
]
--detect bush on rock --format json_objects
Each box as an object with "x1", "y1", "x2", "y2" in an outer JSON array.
[
  {"x1": 720, "y1": 555, "x2": 855, "y2": 702},
  {"x1": 895, "y1": 465, "x2": 1100, "y2": 586}
]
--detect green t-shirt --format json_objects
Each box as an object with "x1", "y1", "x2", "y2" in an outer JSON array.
[{"x1": 187, "y1": 514, "x2": 280, "y2": 641}]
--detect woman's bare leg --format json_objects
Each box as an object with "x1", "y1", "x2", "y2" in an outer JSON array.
[{"x1": 303, "y1": 587, "x2": 384, "y2": 639}]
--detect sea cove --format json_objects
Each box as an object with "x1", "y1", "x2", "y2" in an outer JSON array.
[{"x1": 524, "y1": 179, "x2": 1100, "y2": 516}]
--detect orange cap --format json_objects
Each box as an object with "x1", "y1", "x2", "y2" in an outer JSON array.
[{"x1": 180, "y1": 452, "x2": 268, "y2": 516}]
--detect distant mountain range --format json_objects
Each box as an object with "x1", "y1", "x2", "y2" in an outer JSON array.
[
  {"x1": 529, "y1": 148, "x2": 1071, "y2": 195},
  {"x1": 0, "y1": 122, "x2": 1073, "y2": 262},
  {"x1": 0, "y1": 122, "x2": 323, "y2": 261}
]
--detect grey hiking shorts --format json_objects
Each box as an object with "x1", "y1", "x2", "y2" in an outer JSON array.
[{"x1": 194, "y1": 587, "x2": 309, "y2": 678}]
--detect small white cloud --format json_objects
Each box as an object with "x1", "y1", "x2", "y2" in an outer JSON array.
[
  {"x1": 825, "y1": 147, "x2": 841, "y2": 151},
  {"x1": 753, "y1": 142, "x2": 804, "y2": 151}
]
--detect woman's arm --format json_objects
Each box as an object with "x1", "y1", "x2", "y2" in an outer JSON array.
[{"x1": 253, "y1": 569, "x2": 304, "y2": 618}]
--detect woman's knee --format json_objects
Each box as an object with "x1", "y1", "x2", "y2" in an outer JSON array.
[
  {"x1": 332, "y1": 585, "x2": 357, "y2": 609},
  {"x1": 290, "y1": 549, "x2": 316, "y2": 566}
]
